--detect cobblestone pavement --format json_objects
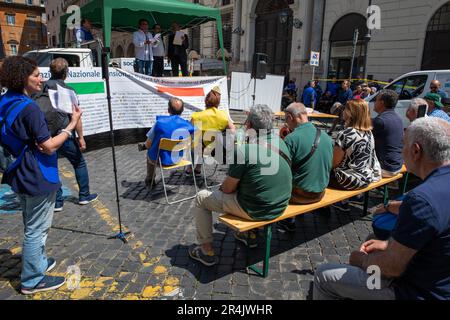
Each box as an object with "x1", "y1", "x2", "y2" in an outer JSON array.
[{"x1": 0, "y1": 121, "x2": 397, "y2": 300}]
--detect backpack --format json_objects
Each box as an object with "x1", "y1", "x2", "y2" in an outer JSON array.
[{"x1": 33, "y1": 84, "x2": 68, "y2": 137}]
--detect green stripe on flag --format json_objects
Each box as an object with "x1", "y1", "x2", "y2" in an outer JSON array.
[{"x1": 67, "y1": 82, "x2": 105, "y2": 95}]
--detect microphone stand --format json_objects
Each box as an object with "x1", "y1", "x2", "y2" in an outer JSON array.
[{"x1": 100, "y1": 44, "x2": 130, "y2": 243}]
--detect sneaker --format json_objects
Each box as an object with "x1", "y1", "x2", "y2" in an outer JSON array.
[
  {"x1": 332, "y1": 201, "x2": 351, "y2": 212},
  {"x1": 21, "y1": 275, "x2": 66, "y2": 295},
  {"x1": 54, "y1": 205, "x2": 63, "y2": 212},
  {"x1": 348, "y1": 195, "x2": 365, "y2": 206},
  {"x1": 188, "y1": 245, "x2": 218, "y2": 267},
  {"x1": 234, "y1": 231, "x2": 258, "y2": 248},
  {"x1": 46, "y1": 257, "x2": 56, "y2": 273},
  {"x1": 79, "y1": 193, "x2": 98, "y2": 205},
  {"x1": 278, "y1": 219, "x2": 296, "y2": 233}
]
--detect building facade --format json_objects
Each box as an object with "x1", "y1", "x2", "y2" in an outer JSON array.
[
  {"x1": 0, "y1": 0, "x2": 47, "y2": 58},
  {"x1": 45, "y1": 0, "x2": 450, "y2": 86}
]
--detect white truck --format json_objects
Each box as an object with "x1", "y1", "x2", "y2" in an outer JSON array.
[
  {"x1": 367, "y1": 70, "x2": 450, "y2": 127},
  {"x1": 23, "y1": 48, "x2": 99, "y2": 68}
]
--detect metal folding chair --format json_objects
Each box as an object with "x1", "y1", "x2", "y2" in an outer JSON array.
[{"x1": 149, "y1": 137, "x2": 198, "y2": 205}]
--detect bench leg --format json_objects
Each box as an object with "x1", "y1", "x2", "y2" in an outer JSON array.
[
  {"x1": 383, "y1": 185, "x2": 389, "y2": 206},
  {"x1": 363, "y1": 192, "x2": 369, "y2": 216},
  {"x1": 248, "y1": 225, "x2": 272, "y2": 278},
  {"x1": 401, "y1": 172, "x2": 409, "y2": 196}
]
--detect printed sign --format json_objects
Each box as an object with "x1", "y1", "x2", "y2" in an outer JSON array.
[{"x1": 310, "y1": 51, "x2": 320, "y2": 67}]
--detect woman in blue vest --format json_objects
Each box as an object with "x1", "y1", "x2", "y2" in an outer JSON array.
[{"x1": 0, "y1": 56, "x2": 82, "y2": 295}]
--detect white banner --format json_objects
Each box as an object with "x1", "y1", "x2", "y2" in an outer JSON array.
[
  {"x1": 39, "y1": 68, "x2": 229, "y2": 136},
  {"x1": 229, "y1": 72, "x2": 284, "y2": 113}
]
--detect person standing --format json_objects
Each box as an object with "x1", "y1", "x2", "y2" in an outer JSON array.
[
  {"x1": 168, "y1": 22, "x2": 189, "y2": 77},
  {"x1": 0, "y1": 56, "x2": 82, "y2": 294},
  {"x1": 337, "y1": 80, "x2": 353, "y2": 105},
  {"x1": 151, "y1": 24, "x2": 165, "y2": 77},
  {"x1": 75, "y1": 18, "x2": 94, "y2": 47},
  {"x1": 302, "y1": 81, "x2": 317, "y2": 109},
  {"x1": 133, "y1": 19, "x2": 156, "y2": 76},
  {"x1": 35, "y1": 58, "x2": 98, "y2": 211}
]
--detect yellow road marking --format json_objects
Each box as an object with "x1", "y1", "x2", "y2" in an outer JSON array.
[{"x1": 26, "y1": 164, "x2": 180, "y2": 300}]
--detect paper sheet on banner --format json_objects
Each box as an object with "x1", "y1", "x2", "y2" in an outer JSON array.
[
  {"x1": 39, "y1": 67, "x2": 229, "y2": 137},
  {"x1": 229, "y1": 72, "x2": 284, "y2": 113}
]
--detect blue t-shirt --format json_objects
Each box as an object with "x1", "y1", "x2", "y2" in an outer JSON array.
[
  {"x1": 326, "y1": 82, "x2": 339, "y2": 97},
  {"x1": 302, "y1": 87, "x2": 317, "y2": 108},
  {"x1": 429, "y1": 109, "x2": 450, "y2": 123},
  {"x1": 337, "y1": 88, "x2": 353, "y2": 104},
  {"x1": 392, "y1": 165, "x2": 450, "y2": 300},
  {"x1": 1, "y1": 93, "x2": 61, "y2": 196},
  {"x1": 372, "y1": 109, "x2": 404, "y2": 172}
]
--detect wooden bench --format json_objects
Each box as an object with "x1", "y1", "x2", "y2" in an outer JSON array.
[{"x1": 218, "y1": 167, "x2": 408, "y2": 277}]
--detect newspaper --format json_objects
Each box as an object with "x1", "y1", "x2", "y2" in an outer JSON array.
[
  {"x1": 48, "y1": 84, "x2": 79, "y2": 114},
  {"x1": 173, "y1": 31, "x2": 184, "y2": 46}
]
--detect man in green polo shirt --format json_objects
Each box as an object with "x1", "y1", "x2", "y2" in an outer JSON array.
[
  {"x1": 279, "y1": 103, "x2": 333, "y2": 232},
  {"x1": 188, "y1": 105, "x2": 293, "y2": 267}
]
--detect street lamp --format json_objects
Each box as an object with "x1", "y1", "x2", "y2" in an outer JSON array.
[{"x1": 363, "y1": 0, "x2": 373, "y2": 79}]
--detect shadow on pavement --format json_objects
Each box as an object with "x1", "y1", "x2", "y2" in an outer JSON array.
[{"x1": 0, "y1": 249, "x2": 22, "y2": 294}]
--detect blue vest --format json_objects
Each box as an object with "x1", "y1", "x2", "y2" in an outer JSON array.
[
  {"x1": 148, "y1": 115, "x2": 195, "y2": 166},
  {"x1": 0, "y1": 95, "x2": 59, "y2": 185}
]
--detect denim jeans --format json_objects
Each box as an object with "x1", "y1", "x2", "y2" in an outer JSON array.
[
  {"x1": 18, "y1": 191, "x2": 56, "y2": 288},
  {"x1": 56, "y1": 138, "x2": 90, "y2": 206},
  {"x1": 136, "y1": 59, "x2": 153, "y2": 76}
]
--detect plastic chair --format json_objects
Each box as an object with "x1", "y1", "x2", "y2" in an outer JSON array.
[{"x1": 149, "y1": 137, "x2": 198, "y2": 205}]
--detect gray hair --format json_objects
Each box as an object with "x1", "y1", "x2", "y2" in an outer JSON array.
[
  {"x1": 405, "y1": 117, "x2": 450, "y2": 163},
  {"x1": 246, "y1": 104, "x2": 273, "y2": 131},
  {"x1": 285, "y1": 103, "x2": 307, "y2": 117},
  {"x1": 377, "y1": 89, "x2": 399, "y2": 109},
  {"x1": 408, "y1": 98, "x2": 428, "y2": 113}
]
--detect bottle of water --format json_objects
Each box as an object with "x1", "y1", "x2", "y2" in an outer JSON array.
[{"x1": 236, "y1": 128, "x2": 245, "y2": 145}]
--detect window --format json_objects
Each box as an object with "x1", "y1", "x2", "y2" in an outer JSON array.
[
  {"x1": 6, "y1": 14, "x2": 15, "y2": 26},
  {"x1": 53, "y1": 54, "x2": 80, "y2": 67},
  {"x1": 10, "y1": 44, "x2": 17, "y2": 56},
  {"x1": 386, "y1": 75, "x2": 428, "y2": 100}
]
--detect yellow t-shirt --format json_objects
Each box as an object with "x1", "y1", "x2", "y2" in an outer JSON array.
[{"x1": 191, "y1": 107, "x2": 230, "y2": 145}]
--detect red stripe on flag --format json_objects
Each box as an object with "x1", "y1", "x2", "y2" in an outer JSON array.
[{"x1": 157, "y1": 86, "x2": 205, "y2": 97}]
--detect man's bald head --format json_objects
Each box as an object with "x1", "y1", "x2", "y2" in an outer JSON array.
[
  {"x1": 430, "y1": 80, "x2": 442, "y2": 93},
  {"x1": 168, "y1": 98, "x2": 184, "y2": 115},
  {"x1": 286, "y1": 103, "x2": 308, "y2": 117}
]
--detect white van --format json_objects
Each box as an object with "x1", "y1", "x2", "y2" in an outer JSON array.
[
  {"x1": 23, "y1": 48, "x2": 99, "y2": 68},
  {"x1": 367, "y1": 70, "x2": 450, "y2": 127}
]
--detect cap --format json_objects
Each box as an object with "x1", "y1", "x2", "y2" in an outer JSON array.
[
  {"x1": 424, "y1": 92, "x2": 444, "y2": 108},
  {"x1": 211, "y1": 86, "x2": 221, "y2": 95}
]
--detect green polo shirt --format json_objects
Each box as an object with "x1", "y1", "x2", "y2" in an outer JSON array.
[
  {"x1": 228, "y1": 134, "x2": 292, "y2": 221},
  {"x1": 284, "y1": 122, "x2": 333, "y2": 193}
]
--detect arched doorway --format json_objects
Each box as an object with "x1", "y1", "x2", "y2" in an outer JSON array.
[
  {"x1": 422, "y1": 2, "x2": 450, "y2": 70},
  {"x1": 115, "y1": 45, "x2": 124, "y2": 58},
  {"x1": 127, "y1": 43, "x2": 134, "y2": 58},
  {"x1": 254, "y1": 0, "x2": 293, "y2": 76},
  {"x1": 328, "y1": 14, "x2": 368, "y2": 80}
]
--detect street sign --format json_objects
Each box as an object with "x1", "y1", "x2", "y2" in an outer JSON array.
[{"x1": 310, "y1": 51, "x2": 320, "y2": 67}]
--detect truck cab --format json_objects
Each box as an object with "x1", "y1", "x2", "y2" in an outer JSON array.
[{"x1": 23, "y1": 48, "x2": 98, "y2": 68}]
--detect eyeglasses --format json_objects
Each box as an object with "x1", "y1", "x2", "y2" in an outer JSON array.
[{"x1": 430, "y1": 86, "x2": 438, "y2": 90}]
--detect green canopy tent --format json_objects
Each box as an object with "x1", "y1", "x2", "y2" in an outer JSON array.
[{"x1": 60, "y1": 0, "x2": 227, "y2": 73}]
